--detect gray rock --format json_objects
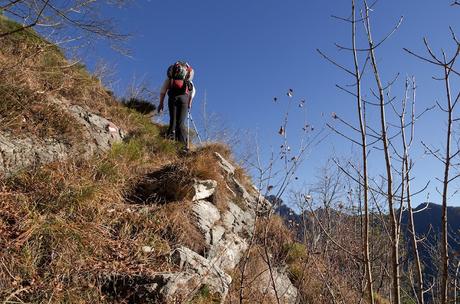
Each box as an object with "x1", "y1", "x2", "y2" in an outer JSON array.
[
  {"x1": 233, "y1": 178, "x2": 272, "y2": 214},
  {"x1": 142, "y1": 272, "x2": 202, "y2": 303},
  {"x1": 222, "y1": 201, "x2": 255, "y2": 235},
  {"x1": 68, "y1": 104, "x2": 125, "y2": 151},
  {"x1": 210, "y1": 225, "x2": 226, "y2": 245},
  {"x1": 214, "y1": 152, "x2": 235, "y2": 175},
  {"x1": 171, "y1": 246, "x2": 231, "y2": 300},
  {"x1": 260, "y1": 267, "x2": 298, "y2": 304},
  {"x1": 232, "y1": 177, "x2": 256, "y2": 205},
  {"x1": 191, "y1": 200, "x2": 221, "y2": 245},
  {"x1": 192, "y1": 179, "x2": 217, "y2": 201},
  {"x1": 208, "y1": 233, "x2": 248, "y2": 272},
  {"x1": 156, "y1": 272, "x2": 202, "y2": 303},
  {"x1": 0, "y1": 134, "x2": 69, "y2": 176},
  {"x1": 0, "y1": 98, "x2": 124, "y2": 176}
]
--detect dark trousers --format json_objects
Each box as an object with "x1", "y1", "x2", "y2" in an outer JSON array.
[{"x1": 167, "y1": 94, "x2": 188, "y2": 144}]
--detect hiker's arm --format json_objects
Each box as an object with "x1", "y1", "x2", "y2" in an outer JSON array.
[{"x1": 158, "y1": 79, "x2": 170, "y2": 112}]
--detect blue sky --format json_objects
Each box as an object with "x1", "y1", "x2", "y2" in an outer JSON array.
[{"x1": 85, "y1": 0, "x2": 460, "y2": 207}]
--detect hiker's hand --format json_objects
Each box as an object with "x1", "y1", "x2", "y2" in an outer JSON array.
[
  {"x1": 158, "y1": 103, "x2": 164, "y2": 113},
  {"x1": 188, "y1": 100, "x2": 192, "y2": 109}
]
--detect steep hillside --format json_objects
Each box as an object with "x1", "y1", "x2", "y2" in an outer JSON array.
[
  {"x1": 0, "y1": 18, "x2": 306, "y2": 304},
  {"x1": 0, "y1": 15, "x2": 134, "y2": 175}
]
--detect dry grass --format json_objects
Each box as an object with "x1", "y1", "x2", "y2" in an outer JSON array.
[
  {"x1": 0, "y1": 153, "x2": 169, "y2": 302},
  {"x1": 0, "y1": 108, "x2": 240, "y2": 302},
  {"x1": 226, "y1": 246, "x2": 279, "y2": 304},
  {"x1": 0, "y1": 15, "x2": 258, "y2": 303},
  {"x1": 0, "y1": 85, "x2": 190, "y2": 302},
  {"x1": 260, "y1": 216, "x2": 293, "y2": 261},
  {"x1": 0, "y1": 16, "x2": 139, "y2": 144},
  {"x1": 0, "y1": 16, "x2": 367, "y2": 304}
]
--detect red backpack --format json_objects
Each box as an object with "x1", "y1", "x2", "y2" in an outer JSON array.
[{"x1": 167, "y1": 61, "x2": 194, "y2": 95}]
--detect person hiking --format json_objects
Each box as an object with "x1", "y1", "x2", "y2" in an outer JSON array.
[{"x1": 158, "y1": 61, "x2": 196, "y2": 146}]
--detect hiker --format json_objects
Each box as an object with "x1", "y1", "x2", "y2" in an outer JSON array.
[{"x1": 158, "y1": 61, "x2": 196, "y2": 145}]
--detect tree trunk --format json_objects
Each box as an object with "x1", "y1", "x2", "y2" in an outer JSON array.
[{"x1": 352, "y1": 1, "x2": 374, "y2": 302}]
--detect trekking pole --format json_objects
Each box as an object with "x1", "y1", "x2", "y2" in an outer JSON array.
[
  {"x1": 187, "y1": 110, "x2": 191, "y2": 150},
  {"x1": 188, "y1": 112, "x2": 203, "y2": 144}
]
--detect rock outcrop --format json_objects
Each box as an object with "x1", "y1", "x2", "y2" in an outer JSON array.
[
  {"x1": 129, "y1": 154, "x2": 298, "y2": 303},
  {"x1": 0, "y1": 98, "x2": 124, "y2": 176}
]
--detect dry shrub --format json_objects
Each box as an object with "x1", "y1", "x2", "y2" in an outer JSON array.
[
  {"x1": 183, "y1": 144, "x2": 236, "y2": 210},
  {"x1": 374, "y1": 293, "x2": 391, "y2": 304},
  {"x1": 255, "y1": 215, "x2": 294, "y2": 265},
  {"x1": 226, "y1": 246, "x2": 279, "y2": 304},
  {"x1": 129, "y1": 142, "x2": 235, "y2": 206},
  {"x1": 285, "y1": 245, "x2": 363, "y2": 304},
  {"x1": 154, "y1": 201, "x2": 206, "y2": 254}
]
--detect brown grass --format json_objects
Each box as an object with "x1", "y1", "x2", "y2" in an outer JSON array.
[
  {"x1": 226, "y1": 246, "x2": 279, "y2": 304},
  {"x1": 255, "y1": 215, "x2": 294, "y2": 265},
  {"x1": 0, "y1": 112, "x2": 242, "y2": 302},
  {"x1": 0, "y1": 97, "x2": 188, "y2": 302},
  {"x1": 0, "y1": 16, "x2": 141, "y2": 145}
]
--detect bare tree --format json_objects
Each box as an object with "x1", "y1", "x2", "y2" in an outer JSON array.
[
  {"x1": 362, "y1": 2, "x2": 402, "y2": 302},
  {"x1": 0, "y1": 0, "x2": 128, "y2": 45},
  {"x1": 398, "y1": 78, "x2": 425, "y2": 304},
  {"x1": 404, "y1": 27, "x2": 460, "y2": 303}
]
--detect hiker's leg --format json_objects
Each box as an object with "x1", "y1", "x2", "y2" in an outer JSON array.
[
  {"x1": 167, "y1": 97, "x2": 176, "y2": 139},
  {"x1": 175, "y1": 95, "x2": 189, "y2": 145}
]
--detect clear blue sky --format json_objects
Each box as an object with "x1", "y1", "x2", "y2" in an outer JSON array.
[{"x1": 85, "y1": 0, "x2": 460, "y2": 207}]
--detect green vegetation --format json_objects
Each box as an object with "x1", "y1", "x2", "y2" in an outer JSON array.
[{"x1": 189, "y1": 285, "x2": 221, "y2": 304}]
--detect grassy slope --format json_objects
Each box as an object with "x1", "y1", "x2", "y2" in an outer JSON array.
[
  {"x1": 0, "y1": 17, "x2": 236, "y2": 302},
  {"x1": 0, "y1": 17, "x2": 363, "y2": 304},
  {"x1": 0, "y1": 15, "x2": 137, "y2": 143}
]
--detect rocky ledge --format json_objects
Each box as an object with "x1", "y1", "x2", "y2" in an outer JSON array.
[
  {"x1": 0, "y1": 98, "x2": 125, "y2": 176},
  {"x1": 110, "y1": 152, "x2": 298, "y2": 303}
]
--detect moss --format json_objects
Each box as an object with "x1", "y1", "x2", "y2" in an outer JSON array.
[
  {"x1": 189, "y1": 285, "x2": 221, "y2": 304},
  {"x1": 285, "y1": 242, "x2": 308, "y2": 264}
]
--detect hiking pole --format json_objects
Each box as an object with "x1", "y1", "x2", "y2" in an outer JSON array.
[
  {"x1": 188, "y1": 111, "x2": 203, "y2": 144},
  {"x1": 187, "y1": 110, "x2": 191, "y2": 150}
]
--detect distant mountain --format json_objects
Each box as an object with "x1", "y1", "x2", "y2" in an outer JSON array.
[
  {"x1": 275, "y1": 199, "x2": 460, "y2": 280},
  {"x1": 401, "y1": 203, "x2": 460, "y2": 278},
  {"x1": 403, "y1": 202, "x2": 460, "y2": 237}
]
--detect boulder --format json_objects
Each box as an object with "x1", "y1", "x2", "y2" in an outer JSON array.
[
  {"x1": 191, "y1": 200, "x2": 221, "y2": 245},
  {"x1": 222, "y1": 201, "x2": 255, "y2": 235},
  {"x1": 260, "y1": 267, "x2": 299, "y2": 304},
  {"x1": 0, "y1": 134, "x2": 69, "y2": 176},
  {"x1": 192, "y1": 179, "x2": 217, "y2": 201},
  {"x1": 68, "y1": 104, "x2": 125, "y2": 151},
  {"x1": 171, "y1": 246, "x2": 232, "y2": 300},
  {"x1": 207, "y1": 233, "x2": 248, "y2": 272}
]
